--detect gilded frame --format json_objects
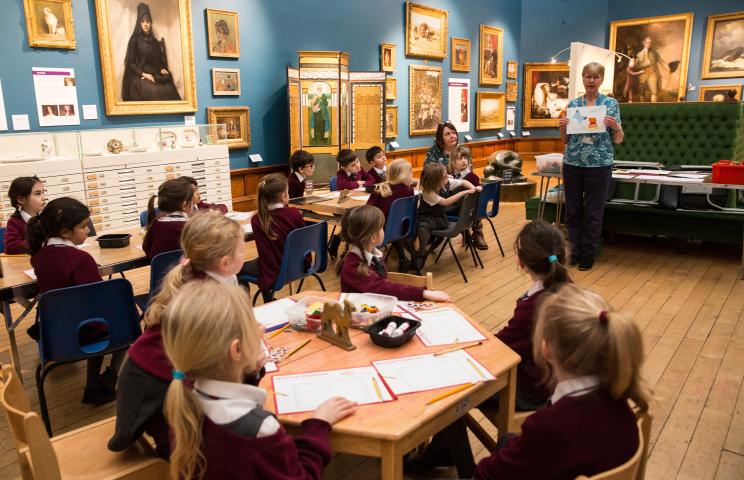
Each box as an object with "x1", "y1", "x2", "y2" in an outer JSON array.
[
  {"x1": 405, "y1": 2, "x2": 448, "y2": 60},
  {"x1": 451, "y1": 37, "x2": 471, "y2": 72},
  {"x1": 409, "y1": 64, "x2": 442, "y2": 136},
  {"x1": 206, "y1": 8, "x2": 240, "y2": 59},
  {"x1": 476, "y1": 91, "x2": 505, "y2": 130},
  {"x1": 381, "y1": 43, "x2": 396, "y2": 72},
  {"x1": 522, "y1": 62, "x2": 569, "y2": 128},
  {"x1": 207, "y1": 106, "x2": 251, "y2": 150},
  {"x1": 211, "y1": 68, "x2": 241, "y2": 96},
  {"x1": 609, "y1": 12, "x2": 693, "y2": 103},
  {"x1": 506, "y1": 81, "x2": 518, "y2": 102},
  {"x1": 386, "y1": 105, "x2": 399, "y2": 138},
  {"x1": 24, "y1": 0, "x2": 76, "y2": 49},
  {"x1": 506, "y1": 60, "x2": 518, "y2": 79},
  {"x1": 386, "y1": 77, "x2": 397, "y2": 100},
  {"x1": 701, "y1": 12, "x2": 744, "y2": 79},
  {"x1": 479, "y1": 25, "x2": 503, "y2": 85},
  {"x1": 698, "y1": 84, "x2": 742, "y2": 101},
  {"x1": 94, "y1": 0, "x2": 197, "y2": 116}
]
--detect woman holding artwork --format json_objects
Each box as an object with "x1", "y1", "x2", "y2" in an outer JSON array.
[
  {"x1": 121, "y1": 3, "x2": 181, "y2": 102},
  {"x1": 559, "y1": 62, "x2": 624, "y2": 271},
  {"x1": 424, "y1": 121, "x2": 459, "y2": 167}
]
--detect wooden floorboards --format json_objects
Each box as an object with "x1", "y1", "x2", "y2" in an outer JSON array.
[{"x1": 1, "y1": 202, "x2": 743, "y2": 479}]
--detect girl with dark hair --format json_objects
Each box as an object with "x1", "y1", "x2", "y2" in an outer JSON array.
[
  {"x1": 4, "y1": 176, "x2": 45, "y2": 254},
  {"x1": 142, "y1": 178, "x2": 194, "y2": 261},
  {"x1": 27, "y1": 197, "x2": 123, "y2": 405},
  {"x1": 121, "y1": 3, "x2": 181, "y2": 101}
]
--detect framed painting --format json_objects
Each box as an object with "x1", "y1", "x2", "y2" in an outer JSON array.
[
  {"x1": 386, "y1": 77, "x2": 397, "y2": 100},
  {"x1": 479, "y1": 25, "x2": 503, "y2": 85},
  {"x1": 405, "y1": 2, "x2": 448, "y2": 60},
  {"x1": 522, "y1": 62, "x2": 569, "y2": 128},
  {"x1": 386, "y1": 105, "x2": 398, "y2": 138},
  {"x1": 506, "y1": 81, "x2": 518, "y2": 102},
  {"x1": 206, "y1": 9, "x2": 239, "y2": 58},
  {"x1": 207, "y1": 106, "x2": 250, "y2": 150},
  {"x1": 698, "y1": 84, "x2": 742, "y2": 102},
  {"x1": 212, "y1": 68, "x2": 240, "y2": 96},
  {"x1": 381, "y1": 43, "x2": 396, "y2": 72},
  {"x1": 94, "y1": 0, "x2": 197, "y2": 115},
  {"x1": 609, "y1": 13, "x2": 693, "y2": 103},
  {"x1": 24, "y1": 0, "x2": 76, "y2": 49},
  {"x1": 409, "y1": 65, "x2": 442, "y2": 136},
  {"x1": 507, "y1": 60, "x2": 518, "y2": 79},
  {"x1": 702, "y1": 12, "x2": 744, "y2": 79},
  {"x1": 451, "y1": 37, "x2": 471, "y2": 72},
  {"x1": 476, "y1": 91, "x2": 505, "y2": 130}
]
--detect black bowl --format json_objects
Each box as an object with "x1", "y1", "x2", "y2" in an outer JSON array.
[
  {"x1": 365, "y1": 315, "x2": 421, "y2": 348},
  {"x1": 96, "y1": 233, "x2": 131, "y2": 248}
]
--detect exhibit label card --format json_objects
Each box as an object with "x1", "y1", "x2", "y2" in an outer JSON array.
[
  {"x1": 566, "y1": 105, "x2": 606, "y2": 135},
  {"x1": 447, "y1": 78, "x2": 470, "y2": 132},
  {"x1": 12, "y1": 114, "x2": 30, "y2": 131},
  {"x1": 33, "y1": 67, "x2": 80, "y2": 127}
]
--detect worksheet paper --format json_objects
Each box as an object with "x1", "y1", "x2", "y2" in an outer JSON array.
[
  {"x1": 253, "y1": 298, "x2": 296, "y2": 332},
  {"x1": 372, "y1": 350, "x2": 495, "y2": 395},
  {"x1": 566, "y1": 105, "x2": 606, "y2": 134},
  {"x1": 415, "y1": 308, "x2": 486, "y2": 346},
  {"x1": 225, "y1": 211, "x2": 253, "y2": 222},
  {"x1": 273, "y1": 366, "x2": 394, "y2": 414}
]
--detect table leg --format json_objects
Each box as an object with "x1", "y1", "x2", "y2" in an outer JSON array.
[
  {"x1": 740, "y1": 219, "x2": 744, "y2": 280},
  {"x1": 537, "y1": 177, "x2": 547, "y2": 221},
  {"x1": 380, "y1": 441, "x2": 403, "y2": 480},
  {"x1": 555, "y1": 178, "x2": 563, "y2": 226},
  {"x1": 2, "y1": 301, "x2": 22, "y2": 382},
  {"x1": 496, "y1": 366, "x2": 517, "y2": 435}
]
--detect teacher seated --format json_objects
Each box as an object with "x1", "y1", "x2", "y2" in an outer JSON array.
[
  {"x1": 424, "y1": 121, "x2": 459, "y2": 166},
  {"x1": 559, "y1": 62, "x2": 624, "y2": 271}
]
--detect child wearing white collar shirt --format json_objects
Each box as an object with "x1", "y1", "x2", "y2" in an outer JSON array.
[
  {"x1": 5, "y1": 176, "x2": 45, "y2": 254},
  {"x1": 365, "y1": 146, "x2": 387, "y2": 185}
]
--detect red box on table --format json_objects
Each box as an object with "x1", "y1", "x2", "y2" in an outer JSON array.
[{"x1": 712, "y1": 161, "x2": 744, "y2": 185}]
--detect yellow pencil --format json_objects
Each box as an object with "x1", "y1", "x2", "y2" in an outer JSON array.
[
  {"x1": 0, "y1": 253, "x2": 29, "y2": 258},
  {"x1": 268, "y1": 323, "x2": 291, "y2": 339},
  {"x1": 281, "y1": 338, "x2": 312, "y2": 362},
  {"x1": 425, "y1": 383, "x2": 476, "y2": 405},
  {"x1": 434, "y1": 341, "x2": 483, "y2": 356},
  {"x1": 371, "y1": 377, "x2": 384, "y2": 402}
]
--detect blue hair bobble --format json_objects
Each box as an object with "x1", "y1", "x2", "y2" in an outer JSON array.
[
  {"x1": 547, "y1": 255, "x2": 558, "y2": 263},
  {"x1": 172, "y1": 370, "x2": 186, "y2": 381}
]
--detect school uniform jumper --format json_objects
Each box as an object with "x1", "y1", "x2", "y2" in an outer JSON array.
[
  {"x1": 250, "y1": 205, "x2": 305, "y2": 291},
  {"x1": 4, "y1": 211, "x2": 31, "y2": 254},
  {"x1": 366, "y1": 166, "x2": 387, "y2": 185},
  {"x1": 31, "y1": 239, "x2": 103, "y2": 293},
  {"x1": 336, "y1": 169, "x2": 372, "y2": 190},
  {"x1": 142, "y1": 212, "x2": 187, "y2": 261},
  {"x1": 288, "y1": 172, "x2": 306, "y2": 198},
  {"x1": 196, "y1": 200, "x2": 228, "y2": 214},
  {"x1": 340, "y1": 247, "x2": 424, "y2": 301},
  {"x1": 367, "y1": 184, "x2": 415, "y2": 220}
]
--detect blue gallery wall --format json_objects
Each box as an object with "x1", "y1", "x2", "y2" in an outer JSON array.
[{"x1": 0, "y1": 0, "x2": 522, "y2": 169}]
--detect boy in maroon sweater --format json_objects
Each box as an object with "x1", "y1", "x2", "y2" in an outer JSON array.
[
  {"x1": 336, "y1": 148, "x2": 373, "y2": 190},
  {"x1": 288, "y1": 149, "x2": 316, "y2": 198},
  {"x1": 365, "y1": 146, "x2": 387, "y2": 185},
  {"x1": 4, "y1": 176, "x2": 45, "y2": 254}
]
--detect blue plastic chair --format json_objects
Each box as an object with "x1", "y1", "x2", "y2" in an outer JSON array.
[
  {"x1": 239, "y1": 221, "x2": 328, "y2": 305},
  {"x1": 35, "y1": 278, "x2": 142, "y2": 435},
  {"x1": 377, "y1": 196, "x2": 417, "y2": 258},
  {"x1": 139, "y1": 208, "x2": 160, "y2": 227},
  {"x1": 0, "y1": 226, "x2": 5, "y2": 253},
  {"x1": 133, "y1": 249, "x2": 183, "y2": 313},
  {"x1": 329, "y1": 176, "x2": 338, "y2": 192},
  {"x1": 477, "y1": 182, "x2": 505, "y2": 257}
]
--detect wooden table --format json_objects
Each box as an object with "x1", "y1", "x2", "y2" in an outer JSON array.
[
  {"x1": 263, "y1": 291, "x2": 520, "y2": 480},
  {"x1": 289, "y1": 190, "x2": 371, "y2": 219}
]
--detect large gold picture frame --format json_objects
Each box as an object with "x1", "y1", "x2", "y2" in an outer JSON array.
[
  {"x1": 24, "y1": 0, "x2": 76, "y2": 49},
  {"x1": 451, "y1": 37, "x2": 471, "y2": 72},
  {"x1": 94, "y1": 0, "x2": 197, "y2": 116},
  {"x1": 701, "y1": 12, "x2": 744, "y2": 79},
  {"x1": 522, "y1": 62, "x2": 569, "y2": 128},
  {"x1": 207, "y1": 106, "x2": 250, "y2": 150},
  {"x1": 386, "y1": 105, "x2": 398, "y2": 138},
  {"x1": 206, "y1": 8, "x2": 240, "y2": 58},
  {"x1": 698, "y1": 84, "x2": 742, "y2": 101},
  {"x1": 405, "y1": 2, "x2": 448, "y2": 60},
  {"x1": 476, "y1": 91, "x2": 505, "y2": 130},
  {"x1": 409, "y1": 65, "x2": 442, "y2": 136},
  {"x1": 609, "y1": 13, "x2": 693, "y2": 103},
  {"x1": 479, "y1": 25, "x2": 503, "y2": 85}
]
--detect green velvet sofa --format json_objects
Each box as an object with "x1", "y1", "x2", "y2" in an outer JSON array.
[{"x1": 525, "y1": 102, "x2": 744, "y2": 244}]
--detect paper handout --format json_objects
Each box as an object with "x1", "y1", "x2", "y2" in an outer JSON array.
[{"x1": 566, "y1": 105, "x2": 606, "y2": 134}]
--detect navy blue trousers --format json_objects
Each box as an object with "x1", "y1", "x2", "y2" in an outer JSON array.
[{"x1": 562, "y1": 163, "x2": 612, "y2": 261}]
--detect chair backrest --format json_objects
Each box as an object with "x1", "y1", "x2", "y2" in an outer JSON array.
[
  {"x1": 379, "y1": 195, "x2": 417, "y2": 246},
  {"x1": 273, "y1": 221, "x2": 328, "y2": 290},
  {"x1": 450, "y1": 192, "x2": 480, "y2": 233},
  {"x1": 0, "y1": 226, "x2": 6, "y2": 253},
  {"x1": 329, "y1": 176, "x2": 338, "y2": 192},
  {"x1": 139, "y1": 208, "x2": 160, "y2": 227},
  {"x1": 388, "y1": 272, "x2": 433, "y2": 289},
  {"x1": 575, "y1": 412, "x2": 650, "y2": 480},
  {"x1": 1, "y1": 366, "x2": 61, "y2": 480},
  {"x1": 477, "y1": 181, "x2": 501, "y2": 220},
  {"x1": 37, "y1": 278, "x2": 142, "y2": 365},
  {"x1": 149, "y1": 249, "x2": 183, "y2": 294}
]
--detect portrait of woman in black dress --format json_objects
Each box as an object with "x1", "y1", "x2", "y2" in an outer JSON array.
[{"x1": 121, "y1": 3, "x2": 180, "y2": 101}]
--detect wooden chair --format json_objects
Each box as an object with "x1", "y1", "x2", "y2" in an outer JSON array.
[
  {"x1": 0, "y1": 365, "x2": 168, "y2": 480},
  {"x1": 388, "y1": 271, "x2": 434, "y2": 289}
]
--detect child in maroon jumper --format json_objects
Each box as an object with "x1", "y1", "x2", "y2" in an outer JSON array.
[
  {"x1": 335, "y1": 148, "x2": 372, "y2": 190},
  {"x1": 109, "y1": 211, "x2": 246, "y2": 458},
  {"x1": 336, "y1": 205, "x2": 450, "y2": 302},
  {"x1": 4, "y1": 176, "x2": 45, "y2": 254},
  {"x1": 27, "y1": 197, "x2": 123, "y2": 405},
  {"x1": 365, "y1": 145, "x2": 387, "y2": 185},
  {"x1": 179, "y1": 176, "x2": 228, "y2": 213},
  {"x1": 447, "y1": 146, "x2": 488, "y2": 250},
  {"x1": 243, "y1": 173, "x2": 305, "y2": 303},
  {"x1": 288, "y1": 149, "x2": 316, "y2": 198},
  {"x1": 163, "y1": 282, "x2": 357, "y2": 480},
  {"x1": 142, "y1": 178, "x2": 195, "y2": 261}
]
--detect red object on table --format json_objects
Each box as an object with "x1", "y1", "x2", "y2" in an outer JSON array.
[{"x1": 712, "y1": 161, "x2": 744, "y2": 185}]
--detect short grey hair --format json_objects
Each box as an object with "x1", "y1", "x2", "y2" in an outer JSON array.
[{"x1": 582, "y1": 62, "x2": 605, "y2": 77}]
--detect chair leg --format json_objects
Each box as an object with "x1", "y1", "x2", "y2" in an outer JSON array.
[
  {"x1": 487, "y1": 218, "x2": 505, "y2": 257},
  {"x1": 297, "y1": 278, "x2": 305, "y2": 293},
  {"x1": 447, "y1": 239, "x2": 468, "y2": 283},
  {"x1": 465, "y1": 231, "x2": 479, "y2": 267},
  {"x1": 464, "y1": 413, "x2": 498, "y2": 453},
  {"x1": 434, "y1": 237, "x2": 448, "y2": 263},
  {"x1": 251, "y1": 289, "x2": 262, "y2": 306},
  {"x1": 466, "y1": 231, "x2": 485, "y2": 269},
  {"x1": 35, "y1": 365, "x2": 53, "y2": 436},
  {"x1": 327, "y1": 225, "x2": 337, "y2": 249},
  {"x1": 312, "y1": 273, "x2": 326, "y2": 291}
]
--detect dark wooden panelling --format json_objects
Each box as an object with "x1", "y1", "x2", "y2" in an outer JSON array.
[{"x1": 230, "y1": 165, "x2": 289, "y2": 211}]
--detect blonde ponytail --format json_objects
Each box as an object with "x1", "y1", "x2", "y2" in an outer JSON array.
[{"x1": 165, "y1": 376, "x2": 205, "y2": 479}]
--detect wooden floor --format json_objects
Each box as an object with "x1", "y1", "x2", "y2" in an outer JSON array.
[{"x1": 1, "y1": 202, "x2": 744, "y2": 479}]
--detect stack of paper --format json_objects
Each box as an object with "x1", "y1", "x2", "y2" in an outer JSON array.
[
  {"x1": 253, "y1": 298, "x2": 295, "y2": 332},
  {"x1": 226, "y1": 211, "x2": 253, "y2": 222},
  {"x1": 415, "y1": 308, "x2": 486, "y2": 346}
]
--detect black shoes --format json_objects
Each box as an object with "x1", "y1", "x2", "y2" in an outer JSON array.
[
  {"x1": 578, "y1": 257, "x2": 594, "y2": 271},
  {"x1": 82, "y1": 385, "x2": 116, "y2": 406}
]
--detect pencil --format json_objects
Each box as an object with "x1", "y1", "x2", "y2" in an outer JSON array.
[
  {"x1": 265, "y1": 388, "x2": 288, "y2": 397},
  {"x1": 425, "y1": 383, "x2": 475, "y2": 405},
  {"x1": 0, "y1": 253, "x2": 29, "y2": 258},
  {"x1": 466, "y1": 358, "x2": 488, "y2": 380},
  {"x1": 281, "y1": 338, "x2": 312, "y2": 362},
  {"x1": 434, "y1": 341, "x2": 483, "y2": 356},
  {"x1": 371, "y1": 377, "x2": 384, "y2": 402},
  {"x1": 268, "y1": 323, "x2": 291, "y2": 339}
]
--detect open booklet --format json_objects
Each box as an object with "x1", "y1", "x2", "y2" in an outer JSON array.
[{"x1": 414, "y1": 307, "x2": 487, "y2": 346}]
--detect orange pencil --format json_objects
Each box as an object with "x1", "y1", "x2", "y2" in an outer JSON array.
[
  {"x1": 268, "y1": 323, "x2": 291, "y2": 339},
  {"x1": 281, "y1": 338, "x2": 312, "y2": 362},
  {"x1": 425, "y1": 382, "x2": 476, "y2": 405}
]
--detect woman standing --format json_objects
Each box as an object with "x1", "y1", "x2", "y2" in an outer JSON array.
[
  {"x1": 559, "y1": 62, "x2": 624, "y2": 271},
  {"x1": 121, "y1": 3, "x2": 181, "y2": 102},
  {"x1": 424, "y1": 121, "x2": 459, "y2": 167}
]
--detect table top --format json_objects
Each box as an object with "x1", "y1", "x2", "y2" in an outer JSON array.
[
  {"x1": 261, "y1": 291, "x2": 520, "y2": 442},
  {"x1": 532, "y1": 169, "x2": 744, "y2": 190},
  {"x1": 289, "y1": 190, "x2": 371, "y2": 217}
]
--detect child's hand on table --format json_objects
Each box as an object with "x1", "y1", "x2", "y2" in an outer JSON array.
[{"x1": 313, "y1": 396, "x2": 357, "y2": 424}]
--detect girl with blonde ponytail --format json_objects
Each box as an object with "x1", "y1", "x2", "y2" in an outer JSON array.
[
  {"x1": 163, "y1": 282, "x2": 356, "y2": 479},
  {"x1": 473, "y1": 284, "x2": 652, "y2": 479},
  {"x1": 109, "y1": 210, "x2": 246, "y2": 458}
]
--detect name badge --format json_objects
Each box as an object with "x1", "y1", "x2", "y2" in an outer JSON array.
[{"x1": 581, "y1": 136, "x2": 593, "y2": 145}]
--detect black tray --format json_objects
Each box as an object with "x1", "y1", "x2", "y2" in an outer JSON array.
[
  {"x1": 365, "y1": 315, "x2": 421, "y2": 348},
  {"x1": 96, "y1": 233, "x2": 131, "y2": 248}
]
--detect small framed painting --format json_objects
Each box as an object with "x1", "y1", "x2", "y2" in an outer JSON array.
[
  {"x1": 476, "y1": 91, "x2": 505, "y2": 130},
  {"x1": 507, "y1": 60, "x2": 518, "y2": 79},
  {"x1": 451, "y1": 37, "x2": 471, "y2": 72},
  {"x1": 206, "y1": 8, "x2": 239, "y2": 58},
  {"x1": 207, "y1": 106, "x2": 250, "y2": 149},
  {"x1": 405, "y1": 2, "x2": 448, "y2": 60},
  {"x1": 698, "y1": 84, "x2": 742, "y2": 101},
  {"x1": 386, "y1": 77, "x2": 397, "y2": 100},
  {"x1": 479, "y1": 24, "x2": 503, "y2": 85},
  {"x1": 506, "y1": 81, "x2": 518, "y2": 102},
  {"x1": 701, "y1": 12, "x2": 744, "y2": 79},
  {"x1": 24, "y1": 0, "x2": 76, "y2": 49},
  {"x1": 212, "y1": 68, "x2": 240, "y2": 96},
  {"x1": 381, "y1": 43, "x2": 396, "y2": 72},
  {"x1": 385, "y1": 105, "x2": 398, "y2": 138}
]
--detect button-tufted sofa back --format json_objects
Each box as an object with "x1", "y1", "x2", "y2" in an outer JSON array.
[{"x1": 613, "y1": 102, "x2": 744, "y2": 166}]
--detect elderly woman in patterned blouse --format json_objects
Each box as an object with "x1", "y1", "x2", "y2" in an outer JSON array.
[{"x1": 558, "y1": 62, "x2": 624, "y2": 271}]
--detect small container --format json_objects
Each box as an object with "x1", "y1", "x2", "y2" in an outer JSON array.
[
  {"x1": 365, "y1": 316, "x2": 421, "y2": 348},
  {"x1": 342, "y1": 292, "x2": 398, "y2": 328},
  {"x1": 712, "y1": 160, "x2": 744, "y2": 185},
  {"x1": 96, "y1": 233, "x2": 132, "y2": 248},
  {"x1": 535, "y1": 153, "x2": 564, "y2": 173},
  {"x1": 305, "y1": 179, "x2": 314, "y2": 195},
  {"x1": 286, "y1": 296, "x2": 341, "y2": 332}
]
